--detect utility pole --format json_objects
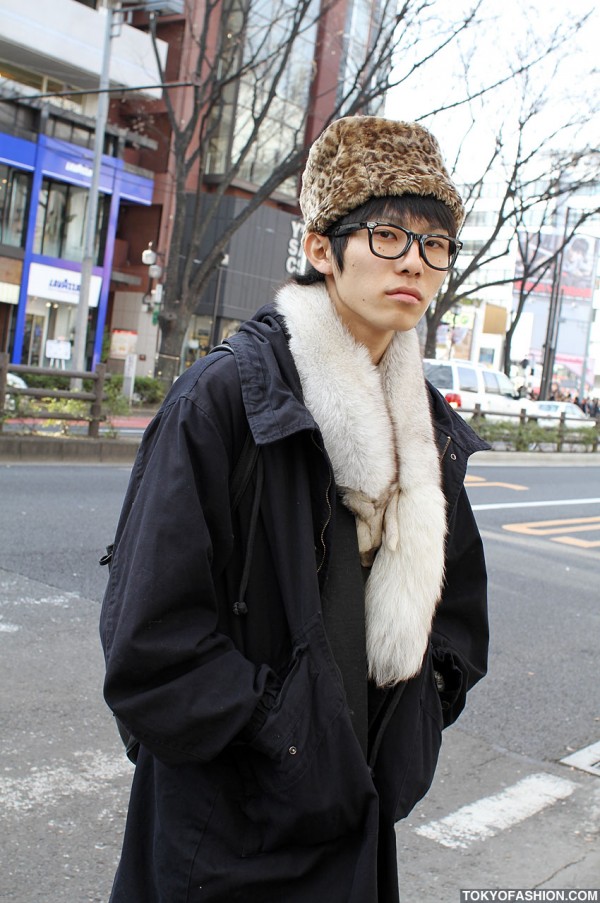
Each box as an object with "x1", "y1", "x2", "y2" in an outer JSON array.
[
  {"x1": 72, "y1": 1, "x2": 115, "y2": 377},
  {"x1": 578, "y1": 237, "x2": 600, "y2": 400},
  {"x1": 539, "y1": 211, "x2": 570, "y2": 400}
]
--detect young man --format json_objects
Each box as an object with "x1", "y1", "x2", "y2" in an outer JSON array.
[{"x1": 100, "y1": 116, "x2": 489, "y2": 902}]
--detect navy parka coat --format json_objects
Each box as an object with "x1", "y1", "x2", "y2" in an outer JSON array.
[{"x1": 100, "y1": 304, "x2": 489, "y2": 903}]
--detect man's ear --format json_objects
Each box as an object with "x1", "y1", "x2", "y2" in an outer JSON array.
[{"x1": 304, "y1": 232, "x2": 334, "y2": 275}]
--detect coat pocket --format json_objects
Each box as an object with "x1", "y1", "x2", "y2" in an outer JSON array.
[
  {"x1": 239, "y1": 642, "x2": 376, "y2": 854},
  {"x1": 374, "y1": 653, "x2": 444, "y2": 824},
  {"x1": 431, "y1": 643, "x2": 467, "y2": 727}
]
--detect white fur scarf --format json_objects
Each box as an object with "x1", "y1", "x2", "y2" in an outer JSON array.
[{"x1": 275, "y1": 282, "x2": 447, "y2": 686}]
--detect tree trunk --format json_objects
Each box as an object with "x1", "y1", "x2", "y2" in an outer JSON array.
[
  {"x1": 502, "y1": 326, "x2": 514, "y2": 375},
  {"x1": 155, "y1": 312, "x2": 188, "y2": 385},
  {"x1": 424, "y1": 311, "x2": 441, "y2": 359}
]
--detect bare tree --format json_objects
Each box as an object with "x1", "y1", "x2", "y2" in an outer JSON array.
[
  {"x1": 117, "y1": 0, "x2": 597, "y2": 382},
  {"x1": 421, "y1": 49, "x2": 600, "y2": 364},
  {"x1": 124, "y1": 0, "x2": 494, "y2": 381}
]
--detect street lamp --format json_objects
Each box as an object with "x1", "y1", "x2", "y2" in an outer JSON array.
[
  {"x1": 209, "y1": 253, "x2": 229, "y2": 348},
  {"x1": 142, "y1": 242, "x2": 163, "y2": 324}
]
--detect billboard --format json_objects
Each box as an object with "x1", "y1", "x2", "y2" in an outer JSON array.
[{"x1": 514, "y1": 231, "x2": 598, "y2": 301}]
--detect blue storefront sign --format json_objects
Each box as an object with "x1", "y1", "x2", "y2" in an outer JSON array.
[
  {"x1": 0, "y1": 132, "x2": 37, "y2": 171},
  {"x1": 3, "y1": 132, "x2": 154, "y2": 369}
]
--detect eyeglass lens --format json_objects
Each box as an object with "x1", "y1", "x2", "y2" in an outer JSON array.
[{"x1": 369, "y1": 225, "x2": 455, "y2": 269}]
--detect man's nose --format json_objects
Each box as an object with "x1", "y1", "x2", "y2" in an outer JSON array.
[{"x1": 395, "y1": 238, "x2": 424, "y2": 273}]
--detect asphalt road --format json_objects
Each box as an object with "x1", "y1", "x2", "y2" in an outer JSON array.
[{"x1": 0, "y1": 458, "x2": 598, "y2": 902}]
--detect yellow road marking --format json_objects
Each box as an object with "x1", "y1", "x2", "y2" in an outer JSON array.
[
  {"x1": 503, "y1": 516, "x2": 600, "y2": 549},
  {"x1": 553, "y1": 536, "x2": 600, "y2": 549},
  {"x1": 466, "y1": 474, "x2": 528, "y2": 491}
]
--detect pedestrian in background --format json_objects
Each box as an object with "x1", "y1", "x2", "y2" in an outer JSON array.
[{"x1": 100, "y1": 115, "x2": 489, "y2": 902}]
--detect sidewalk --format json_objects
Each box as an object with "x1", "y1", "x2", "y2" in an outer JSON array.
[
  {"x1": 1, "y1": 409, "x2": 599, "y2": 464},
  {"x1": 472, "y1": 449, "x2": 600, "y2": 467}
]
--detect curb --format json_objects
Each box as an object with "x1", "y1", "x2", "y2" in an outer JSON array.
[
  {"x1": 471, "y1": 450, "x2": 600, "y2": 467},
  {"x1": 1, "y1": 436, "x2": 599, "y2": 466},
  {"x1": 0, "y1": 434, "x2": 140, "y2": 464}
]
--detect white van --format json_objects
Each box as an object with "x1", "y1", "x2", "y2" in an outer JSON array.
[{"x1": 423, "y1": 359, "x2": 526, "y2": 421}]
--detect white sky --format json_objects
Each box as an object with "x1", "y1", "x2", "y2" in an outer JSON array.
[{"x1": 385, "y1": 0, "x2": 599, "y2": 183}]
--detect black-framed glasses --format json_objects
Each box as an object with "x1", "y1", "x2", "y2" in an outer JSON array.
[{"x1": 327, "y1": 221, "x2": 462, "y2": 271}]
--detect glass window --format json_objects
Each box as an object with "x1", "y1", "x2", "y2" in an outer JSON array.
[
  {"x1": 48, "y1": 117, "x2": 95, "y2": 149},
  {"x1": 0, "y1": 165, "x2": 32, "y2": 248},
  {"x1": 0, "y1": 101, "x2": 37, "y2": 140},
  {"x1": 497, "y1": 371, "x2": 517, "y2": 397},
  {"x1": 23, "y1": 314, "x2": 45, "y2": 366},
  {"x1": 463, "y1": 210, "x2": 498, "y2": 228},
  {"x1": 51, "y1": 119, "x2": 75, "y2": 143},
  {"x1": 33, "y1": 183, "x2": 49, "y2": 254},
  {"x1": 482, "y1": 370, "x2": 500, "y2": 394},
  {"x1": 0, "y1": 62, "x2": 80, "y2": 114},
  {"x1": 62, "y1": 187, "x2": 89, "y2": 260},
  {"x1": 423, "y1": 363, "x2": 452, "y2": 390},
  {"x1": 41, "y1": 183, "x2": 68, "y2": 258},
  {"x1": 564, "y1": 404, "x2": 585, "y2": 418},
  {"x1": 95, "y1": 192, "x2": 110, "y2": 263},
  {"x1": 206, "y1": 0, "x2": 319, "y2": 194},
  {"x1": 458, "y1": 366, "x2": 479, "y2": 392},
  {"x1": 33, "y1": 178, "x2": 109, "y2": 264}
]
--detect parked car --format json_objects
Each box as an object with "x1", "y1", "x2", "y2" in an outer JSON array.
[
  {"x1": 423, "y1": 359, "x2": 526, "y2": 421},
  {"x1": 4, "y1": 372, "x2": 28, "y2": 413},
  {"x1": 525, "y1": 400, "x2": 597, "y2": 430}
]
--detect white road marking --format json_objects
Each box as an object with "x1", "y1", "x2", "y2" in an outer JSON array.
[
  {"x1": 0, "y1": 621, "x2": 20, "y2": 632},
  {"x1": 561, "y1": 740, "x2": 600, "y2": 777},
  {"x1": 0, "y1": 752, "x2": 131, "y2": 814},
  {"x1": 472, "y1": 497, "x2": 600, "y2": 511},
  {"x1": 415, "y1": 773, "x2": 576, "y2": 849},
  {"x1": 0, "y1": 591, "x2": 77, "y2": 608}
]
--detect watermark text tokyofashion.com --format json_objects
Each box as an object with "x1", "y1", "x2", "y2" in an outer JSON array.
[{"x1": 460, "y1": 892, "x2": 599, "y2": 902}]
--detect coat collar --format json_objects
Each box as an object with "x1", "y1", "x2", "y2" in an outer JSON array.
[
  {"x1": 232, "y1": 306, "x2": 316, "y2": 444},
  {"x1": 231, "y1": 296, "x2": 489, "y2": 468}
]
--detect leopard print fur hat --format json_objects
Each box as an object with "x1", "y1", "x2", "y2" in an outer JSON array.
[{"x1": 299, "y1": 116, "x2": 464, "y2": 235}]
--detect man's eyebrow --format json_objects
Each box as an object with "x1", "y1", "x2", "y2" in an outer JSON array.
[{"x1": 383, "y1": 219, "x2": 449, "y2": 233}]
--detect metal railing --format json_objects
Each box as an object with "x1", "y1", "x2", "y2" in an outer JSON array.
[
  {"x1": 461, "y1": 402, "x2": 599, "y2": 453},
  {"x1": 0, "y1": 352, "x2": 107, "y2": 439}
]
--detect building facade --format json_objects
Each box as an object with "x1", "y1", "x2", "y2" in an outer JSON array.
[
  {"x1": 0, "y1": 0, "x2": 168, "y2": 370},
  {"x1": 1, "y1": 0, "x2": 387, "y2": 377},
  {"x1": 433, "y1": 179, "x2": 518, "y2": 369}
]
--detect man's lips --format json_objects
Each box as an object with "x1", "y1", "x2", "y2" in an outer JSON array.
[{"x1": 385, "y1": 286, "x2": 423, "y2": 302}]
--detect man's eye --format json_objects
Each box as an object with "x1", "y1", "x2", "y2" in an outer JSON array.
[
  {"x1": 425, "y1": 236, "x2": 450, "y2": 250},
  {"x1": 373, "y1": 229, "x2": 399, "y2": 241}
]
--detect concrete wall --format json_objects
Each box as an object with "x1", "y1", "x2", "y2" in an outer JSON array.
[{"x1": 0, "y1": 0, "x2": 167, "y2": 97}]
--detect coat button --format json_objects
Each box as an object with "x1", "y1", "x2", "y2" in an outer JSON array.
[
  {"x1": 288, "y1": 746, "x2": 298, "y2": 756},
  {"x1": 450, "y1": 453, "x2": 457, "y2": 460}
]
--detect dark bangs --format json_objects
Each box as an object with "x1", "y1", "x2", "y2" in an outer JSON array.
[
  {"x1": 293, "y1": 193, "x2": 458, "y2": 284},
  {"x1": 337, "y1": 194, "x2": 458, "y2": 236}
]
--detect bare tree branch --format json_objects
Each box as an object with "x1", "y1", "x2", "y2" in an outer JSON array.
[{"x1": 121, "y1": 0, "x2": 598, "y2": 381}]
